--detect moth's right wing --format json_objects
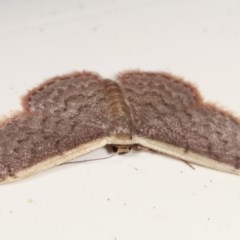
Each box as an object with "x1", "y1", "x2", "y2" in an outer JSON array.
[{"x1": 0, "y1": 72, "x2": 114, "y2": 183}]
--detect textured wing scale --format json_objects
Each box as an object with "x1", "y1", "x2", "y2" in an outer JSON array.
[
  {"x1": 0, "y1": 72, "x2": 116, "y2": 183},
  {"x1": 1, "y1": 70, "x2": 240, "y2": 183},
  {"x1": 117, "y1": 71, "x2": 240, "y2": 174}
]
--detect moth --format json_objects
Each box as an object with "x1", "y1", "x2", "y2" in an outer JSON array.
[{"x1": 0, "y1": 71, "x2": 240, "y2": 184}]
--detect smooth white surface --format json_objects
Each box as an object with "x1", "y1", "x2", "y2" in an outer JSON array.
[{"x1": 0, "y1": 0, "x2": 240, "y2": 239}]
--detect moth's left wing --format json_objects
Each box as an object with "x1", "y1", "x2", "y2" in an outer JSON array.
[{"x1": 117, "y1": 71, "x2": 240, "y2": 175}]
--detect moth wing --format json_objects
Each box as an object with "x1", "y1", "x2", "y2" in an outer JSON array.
[
  {"x1": 0, "y1": 72, "x2": 112, "y2": 183},
  {"x1": 117, "y1": 71, "x2": 240, "y2": 174}
]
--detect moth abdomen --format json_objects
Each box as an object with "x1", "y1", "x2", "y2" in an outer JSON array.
[
  {"x1": 104, "y1": 79, "x2": 133, "y2": 139},
  {"x1": 104, "y1": 80, "x2": 131, "y2": 118}
]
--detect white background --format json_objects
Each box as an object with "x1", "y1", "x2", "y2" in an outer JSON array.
[{"x1": 0, "y1": 0, "x2": 240, "y2": 239}]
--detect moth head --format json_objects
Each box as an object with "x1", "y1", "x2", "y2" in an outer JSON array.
[{"x1": 112, "y1": 145, "x2": 131, "y2": 154}]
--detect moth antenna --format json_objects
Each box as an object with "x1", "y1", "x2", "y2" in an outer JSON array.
[
  {"x1": 61, "y1": 153, "x2": 116, "y2": 165},
  {"x1": 181, "y1": 160, "x2": 195, "y2": 170}
]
